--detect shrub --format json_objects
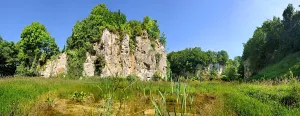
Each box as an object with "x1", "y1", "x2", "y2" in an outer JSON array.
[
  {"x1": 155, "y1": 53, "x2": 161, "y2": 65},
  {"x1": 189, "y1": 76, "x2": 199, "y2": 81},
  {"x1": 152, "y1": 71, "x2": 163, "y2": 81},
  {"x1": 280, "y1": 95, "x2": 297, "y2": 107},
  {"x1": 129, "y1": 37, "x2": 136, "y2": 54},
  {"x1": 66, "y1": 48, "x2": 86, "y2": 79},
  {"x1": 178, "y1": 76, "x2": 186, "y2": 82},
  {"x1": 71, "y1": 91, "x2": 87, "y2": 102},
  {"x1": 45, "y1": 96, "x2": 55, "y2": 109},
  {"x1": 209, "y1": 70, "x2": 218, "y2": 80},
  {"x1": 151, "y1": 41, "x2": 156, "y2": 50},
  {"x1": 221, "y1": 75, "x2": 230, "y2": 81},
  {"x1": 94, "y1": 54, "x2": 106, "y2": 76},
  {"x1": 126, "y1": 74, "x2": 140, "y2": 82}
]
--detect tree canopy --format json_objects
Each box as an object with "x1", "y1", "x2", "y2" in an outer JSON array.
[
  {"x1": 16, "y1": 22, "x2": 59, "y2": 76},
  {"x1": 0, "y1": 36, "x2": 18, "y2": 76},
  {"x1": 242, "y1": 4, "x2": 300, "y2": 77},
  {"x1": 67, "y1": 4, "x2": 162, "y2": 51},
  {"x1": 167, "y1": 47, "x2": 229, "y2": 80}
]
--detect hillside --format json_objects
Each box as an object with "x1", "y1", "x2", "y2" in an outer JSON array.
[
  {"x1": 241, "y1": 4, "x2": 300, "y2": 80},
  {"x1": 251, "y1": 52, "x2": 300, "y2": 80}
]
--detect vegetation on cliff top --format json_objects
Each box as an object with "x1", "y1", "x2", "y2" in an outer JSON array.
[{"x1": 66, "y1": 4, "x2": 165, "y2": 78}]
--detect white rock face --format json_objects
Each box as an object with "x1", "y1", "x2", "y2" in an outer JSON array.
[
  {"x1": 98, "y1": 29, "x2": 123, "y2": 77},
  {"x1": 40, "y1": 53, "x2": 67, "y2": 78},
  {"x1": 94, "y1": 29, "x2": 167, "y2": 80},
  {"x1": 244, "y1": 59, "x2": 252, "y2": 78},
  {"x1": 207, "y1": 63, "x2": 224, "y2": 75},
  {"x1": 82, "y1": 52, "x2": 96, "y2": 77},
  {"x1": 41, "y1": 29, "x2": 167, "y2": 80}
]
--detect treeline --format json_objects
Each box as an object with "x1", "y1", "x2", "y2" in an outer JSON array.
[
  {"x1": 242, "y1": 4, "x2": 300, "y2": 77},
  {"x1": 167, "y1": 47, "x2": 234, "y2": 81},
  {"x1": 0, "y1": 4, "x2": 165, "y2": 77}
]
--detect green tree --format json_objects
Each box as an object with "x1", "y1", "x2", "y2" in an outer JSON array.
[
  {"x1": 142, "y1": 16, "x2": 160, "y2": 39},
  {"x1": 243, "y1": 28, "x2": 266, "y2": 73},
  {"x1": 159, "y1": 32, "x2": 167, "y2": 47},
  {"x1": 282, "y1": 4, "x2": 294, "y2": 30},
  {"x1": 167, "y1": 47, "x2": 229, "y2": 80},
  {"x1": 222, "y1": 56, "x2": 241, "y2": 81},
  {"x1": 16, "y1": 22, "x2": 59, "y2": 76},
  {"x1": 262, "y1": 17, "x2": 283, "y2": 63},
  {"x1": 217, "y1": 50, "x2": 229, "y2": 65},
  {"x1": 0, "y1": 36, "x2": 18, "y2": 76}
]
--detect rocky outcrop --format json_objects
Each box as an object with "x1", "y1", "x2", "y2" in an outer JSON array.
[
  {"x1": 41, "y1": 29, "x2": 167, "y2": 80},
  {"x1": 82, "y1": 52, "x2": 97, "y2": 77},
  {"x1": 244, "y1": 59, "x2": 252, "y2": 78},
  {"x1": 207, "y1": 63, "x2": 224, "y2": 75},
  {"x1": 40, "y1": 53, "x2": 67, "y2": 78}
]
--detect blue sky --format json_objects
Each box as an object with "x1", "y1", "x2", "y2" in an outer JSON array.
[{"x1": 0, "y1": 0, "x2": 299, "y2": 58}]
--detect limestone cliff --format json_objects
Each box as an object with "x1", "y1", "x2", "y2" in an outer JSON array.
[
  {"x1": 40, "y1": 53, "x2": 67, "y2": 78},
  {"x1": 40, "y1": 29, "x2": 167, "y2": 80},
  {"x1": 207, "y1": 63, "x2": 224, "y2": 75},
  {"x1": 243, "y1": 59, "x2": 252, "y2": 78}
]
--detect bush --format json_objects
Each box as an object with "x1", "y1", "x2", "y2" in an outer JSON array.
[
  {"x1": 178, "y1": 76, "x2": 186, "y2": 82},
  {"x1": 155, "y1": 53, "x2": 161, "y2": 65},
  {"x1": 126, "y1": 74, "x2": 140, "y2": 82},
  {"x1": 151, "y1": 41, "x2": 156, "y2": 50},
  {"x1": 209, "y1": 70, "x2": 218, "y2": 80},
  {"x1": 66, "y1": 48, "x2": 86, "y2": 79},
  {"x1": 152, "y1": 71, "x2": 163, "y2": 81},
  {"x1": 71, "y1": 91, "x2": 87, "y2": 102},
  {"x1": 189, "y1": 76, "x2": 199, "y2": 81},
  {"x1": 95, "y1": 54, "x2": 105, "y2": 76},
  {"x1": 221, "y1": 75, "x2": 230, "y2": 81}
]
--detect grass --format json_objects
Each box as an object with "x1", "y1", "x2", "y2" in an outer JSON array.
[
  {"x1": 252, "y1": 52, "x2": 300, "y2": 80},
  {"x1": 0, "y1": 77, "x2": 300, "y2": 115}
]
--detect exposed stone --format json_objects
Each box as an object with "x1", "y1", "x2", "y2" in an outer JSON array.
[
  {"x1": 40, "y1": 53, "x2": 67, "y2": 78},
  {"x1": 155, "y1": 40, "x2": 167, "y2": 77},
  {"x1": 244, "y1": 59, "x2": 252, "y2": 78},
  {"x1": 207, "y1": 63, "x2": 224, "y2": 75},
  {"x1": 98, "y1": 29, "x2": 123, "y2": 77},
  {"x1": 82, "y1": 52, "x2": 96, "y2": 77},
  {"x1": 40, "y1": 29, "x2": 167, "y2": 80}
]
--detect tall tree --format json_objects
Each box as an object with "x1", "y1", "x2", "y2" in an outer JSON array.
[
  {"x1": 0, "y1": 36, "x2": 18, "y2": 76},
  {"x1": 262, "y1": 17, "x2": 283, "y2": 63},
  {"x1": 217, "y1": 50, "x2": 229, "y2": 65},
  {"x1": 282, "y1": 4, "x2": 294, "y2": 30},
  {"x1": 16, "y1": 22, "x2": 59, "y2": 76}
]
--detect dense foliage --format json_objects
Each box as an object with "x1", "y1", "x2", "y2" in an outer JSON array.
[
  {"x1": 15, "y1": 22, "x2": 59, "y2": 76},
  {"x1": 167, "y1": 47, "x2": 229, "y2": 80},
  {"x1": 0, "y1": 36, "x2": 18, "y2": 76},
  {"x1": 66, "y1": 4, "x2": 164, "y2": 77},
  {"x1": 242, "y1": 4, "x2": 300, "y2": 78},
  {"x1": 222, "y1": 56, "x2": 241, "y2": 81}
]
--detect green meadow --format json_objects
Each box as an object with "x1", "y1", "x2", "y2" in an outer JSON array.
[{"x1": 1, "y1": 77, "x2": 300, "y2": 115}]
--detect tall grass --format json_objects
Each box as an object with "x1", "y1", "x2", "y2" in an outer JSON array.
[{"x1": 1, "y1": 77, "x2": 300, "y2": 115}]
